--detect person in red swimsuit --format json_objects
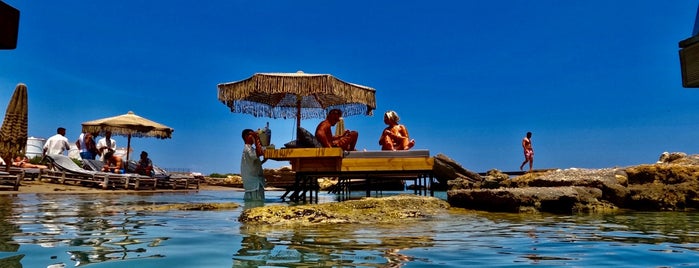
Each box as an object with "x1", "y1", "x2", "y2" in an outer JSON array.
[{"x1": 519, "y1": 132, "x2": 534, "y2": 172}]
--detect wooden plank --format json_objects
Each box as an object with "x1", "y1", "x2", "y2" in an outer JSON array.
[
  {"x1": 292, "y1": 158, "x2": 341, "y2": 172},
  {"x1": 341, "y1": 157, "x2": 434, "y2": 172},
  {"x1": 264, "y1": 148, "x2": 343, "y2": 160}
]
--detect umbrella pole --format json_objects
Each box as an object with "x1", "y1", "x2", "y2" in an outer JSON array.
[
  {"x1": 296, "y1": 97, "x2": 302, "y2": 130},
  {"x1": 126, "y1": 134, "x2": 131, "y2": 163}
]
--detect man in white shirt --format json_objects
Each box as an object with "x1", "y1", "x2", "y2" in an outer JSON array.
[
  {"x1": 96, "y1": 131, "x2": 122, "y2": 172},
  {"x1": 43, "y1": 127, "x2": 71, "y2": 156},
  {"x1": 96, "y1": 131, "x2": 116, "y2": 160}
]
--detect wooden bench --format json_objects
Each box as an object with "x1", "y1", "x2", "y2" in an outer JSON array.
[
  {"x1": 0, "y1": 172, "x2": 20, "y2": 191},
  {"x1": 264, "y1": 148, "x2": 435, "y2": 202}
]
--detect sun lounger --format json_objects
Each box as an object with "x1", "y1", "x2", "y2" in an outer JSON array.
[
  {"x1": 83, "y1": 158, "x2": 158, "y2": 190},
  {"x1": 125, "y1": 160, "x2": 199, "y2": 190},
  {"x1": 0, "y1": 165, "x2": 41, "y2": 180},
  {"x1": 0, "y1": 171, "x2": 20, "y2": 191},
  {"x1": 43, "y1": 155, "x2": 156, "y2": 190}
]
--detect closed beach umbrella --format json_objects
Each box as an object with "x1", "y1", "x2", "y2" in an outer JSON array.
[
  {"x1": 81, "y1": 111, "x2": 173, "y2": 163},
  {"x1": 0, "y1": 83, "x2": 28, "y2": 172},
  {"x1": 217, "y1": 71, "x2": 376, "y2": 129}
]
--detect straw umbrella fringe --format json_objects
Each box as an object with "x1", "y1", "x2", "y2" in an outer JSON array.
[
  {"x1": 0, "y1": 83, "x2": 28, "y2": 171},
  {"x1": 81, "y1": 111, "x2": 173, "y2": 163},
  {"x1": 217, "y1": 72, "x2": 376, "y2": 121}
]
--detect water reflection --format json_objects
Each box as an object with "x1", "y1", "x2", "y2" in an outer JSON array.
[
  {"x1": 0, "y1": 195, "x2": 22, "y2": 267},
  {"x1": 11, "y1": 194, "x2": 168, "y2": 266},
  {"x1": 1, "y1": 192, "x2": 699, "y2": 267},
  {"x1": 233, "y1": 221, "x2": 436, "y2": 267}
]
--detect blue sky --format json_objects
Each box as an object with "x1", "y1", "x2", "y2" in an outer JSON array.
[{"x1": 1, "y1": 1, "x2": 698, "y2": 175}]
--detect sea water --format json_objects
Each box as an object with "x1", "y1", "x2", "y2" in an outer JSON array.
[{"x1": 0, "y1": 190, "x2": 698, "y2": 267}]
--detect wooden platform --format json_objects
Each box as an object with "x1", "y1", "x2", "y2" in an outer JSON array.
[{"x1": 264, "y1": 148, "x2": 435, "y2": 202}]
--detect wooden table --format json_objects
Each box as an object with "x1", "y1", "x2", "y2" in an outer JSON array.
[{"x1": 264, "y1": 148, "x2": 435, "y2": 202}]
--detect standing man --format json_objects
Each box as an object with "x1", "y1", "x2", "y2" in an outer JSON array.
[
  {"x1": 241, "y1": 129, "x2": 265, "y2": 202},
  {"x1": 43, "y1": 127, "x2": 71, "y2": 156},
  {"x1": 519, "y1": 131, "x2": 534, "y2": 172},
  {"x1": 315, "y1": 109, "x2": 359, "y2": 151},
  {"x1": 97, "y1": 131, "x2": 122, "y2": 173}
]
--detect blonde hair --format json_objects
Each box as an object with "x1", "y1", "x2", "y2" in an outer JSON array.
[{"x1": 384, "y1": 110, "x2": 400, "y2": 124}]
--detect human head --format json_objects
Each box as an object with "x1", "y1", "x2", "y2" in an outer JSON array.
[
  {"x1": 140, "y1": 151, "x2": 148, "y2": 158},
  {"x1": 326, "y1": 109, "x2": 343, "y2": 125},
  {"x1": 105, "y1": 131, "x2": 112, "y2": 138},
  {"x1": 57, "y1": 127, "x2": 66, "y2": 136},
  {"x1": 526, "y1": 132, "x2": 532, "y2": 138},
  {"x1": 241, "y1": 129, "x2": 255, "y2": 141},
  {"x1": 384, "y1": 110, "x2": 400, "y2": 124}
]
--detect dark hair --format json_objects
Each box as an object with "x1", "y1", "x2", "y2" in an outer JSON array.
[
  {"x1": 242, "y1": 129, "x2": 254, "y2": 140},
  {"x1": 57, "y1": 127, "x2": 65, "y2": 133},
  {"x1": 141, "y1": 151, "x2": 148, "y2": 156}
]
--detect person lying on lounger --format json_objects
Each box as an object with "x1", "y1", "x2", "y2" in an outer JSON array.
[
  {"x1": 13, "y1": 156, "x2": 48, "y2": 169},
  {"x1": 378, "y1": 110, "x2": 415, "y2": 151}
]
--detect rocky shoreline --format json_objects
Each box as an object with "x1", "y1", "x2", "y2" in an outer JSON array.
[{"x1": 442, "y1": 152, "x2": 699, "y2": 214}]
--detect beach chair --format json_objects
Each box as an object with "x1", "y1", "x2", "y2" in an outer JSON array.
[
  {"x1": 0, "y1": 171, "x2": 21, "y2": 191},
  {"x1": 82, "y1": 158, "x2": 157, "y2": 190},
  {"x1": 43, "y1": 155, "x2": 156, "y2": 190},
  {"x1": 126, "y1": 160, "x2": 197, "y2": 190}
]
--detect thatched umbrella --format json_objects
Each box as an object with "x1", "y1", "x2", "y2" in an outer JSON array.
[
  {"x1": 0, "y1": 83, "x2": 28, "y2": 172},
  {"x1": 217, "y1": 71, "x2": 376, "y2": 129},
  {"x1": 81, "y1": 111, "x2": 173, "y2": 163}
]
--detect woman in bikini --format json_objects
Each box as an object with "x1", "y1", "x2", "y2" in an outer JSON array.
[{"x1": 378, "y1": 110, "x2": 415, "y2": 151}]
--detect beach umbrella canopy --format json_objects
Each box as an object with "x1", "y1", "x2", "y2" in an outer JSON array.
[
  {"x1": 0, "y1": 83, "x2": 28, "y2": 171},
  {"x1": 81, "y1": 111, "x2": 173, "y2": 163},
  {"x1": 217, "y1": 71, "x2": 376, "y2": 129}
]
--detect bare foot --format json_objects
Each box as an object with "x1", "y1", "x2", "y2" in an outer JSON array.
[{"x1": 407, "y1": 139, "x2": 415, "y2": 149}]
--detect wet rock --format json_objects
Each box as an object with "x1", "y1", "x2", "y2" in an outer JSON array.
[
  {"x1": 447, "y1": 152, "x2": 699, "y2": 213},
  {"x1": 239, "y1": 195, "x2": 450, "y2": 225},
  {"x1": 448, "y1": 186, "x2": 615, "y2": 214},
  {"x1": 433, "y1": 154, "x2": 482, "y2": 190}
]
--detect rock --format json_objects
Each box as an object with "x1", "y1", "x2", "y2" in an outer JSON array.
[
  {"x1": 448, "y1": 186, "x2": 616, "y2": 213},
  {"x1": 239, "y1": 194, "x2": 450, "y2": 225},
  {"x1": 433, "y1": 154, "x2": 482, "y2": 186},
  {"x1": 658, "y1": 152, "x2": 687, "y2": 163},
  {"x1": 447, "y1": 152, "x2": 699, "y2": 213}
]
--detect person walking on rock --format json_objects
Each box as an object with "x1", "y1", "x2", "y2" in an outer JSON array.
[{"x1": 519, "y1": 131, "x2": 534, "y2": 172}]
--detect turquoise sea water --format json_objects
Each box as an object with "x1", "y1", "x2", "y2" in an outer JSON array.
[{"x1": 0, "y1": 190, "x2": 698, "y2": 267}]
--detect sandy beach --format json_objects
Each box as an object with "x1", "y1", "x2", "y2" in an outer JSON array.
[{"x1": 0, "y1": 180, "x2": 240, "y2": 195}]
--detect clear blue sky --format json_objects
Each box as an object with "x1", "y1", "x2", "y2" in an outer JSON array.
[{"x1": 1, "y1": 1, "x2": 698, "y2": 175}]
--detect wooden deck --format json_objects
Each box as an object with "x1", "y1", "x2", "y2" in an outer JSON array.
[{"x1": 264, "y1": 148, "x2": 435, "y2": 202}]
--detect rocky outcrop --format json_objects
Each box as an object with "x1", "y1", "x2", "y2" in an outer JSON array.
[
  {"x1": 447, "y1": 152, "x2": 699, "y2": 214},
  {"x1": 239, "y1": 194, "x2": 449, "y2": 225},
  {"x1": 433, "y1": 153, "x2": 482, "y2": 190}
]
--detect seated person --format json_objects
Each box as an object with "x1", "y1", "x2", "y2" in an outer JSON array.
[
  {"x1": 97, "y1": 131, "x2": 122, "y2": 173},
  {"x1": 134, "y1": 151, "x2": 154, "y2": 176},
  {"x1": 379, "y1": 110, "x2": 415, "y2": 151},
  {"x1": 315, "y1": 109, "x2": 358, "y2": 151},
  {"x1": 101, "y1": 151, "x2": 122, "y2": 173},
  {"x1": 12, "y1": 156, "x2": 48, "y2": 169}
]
